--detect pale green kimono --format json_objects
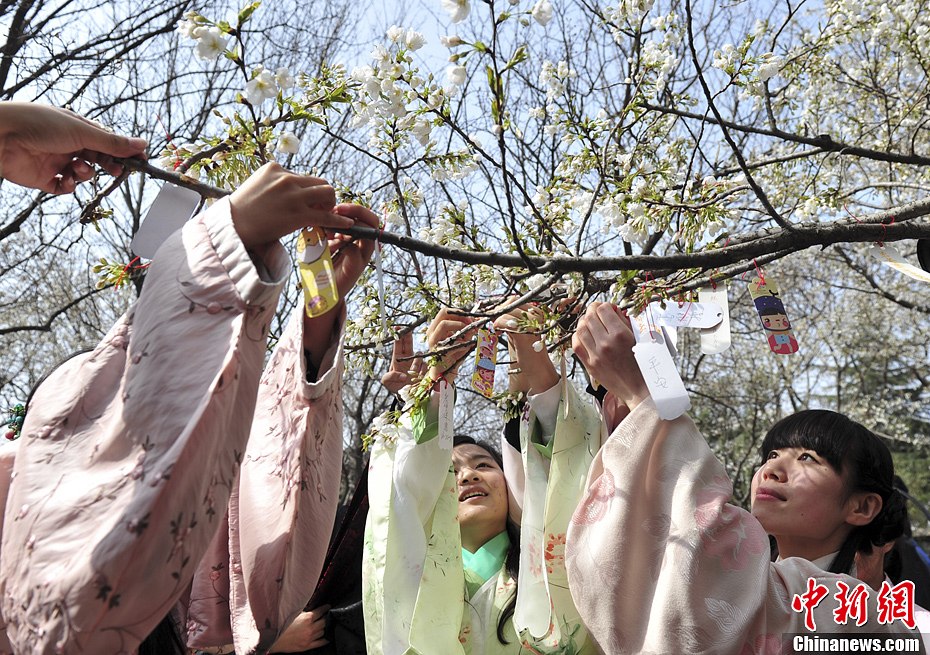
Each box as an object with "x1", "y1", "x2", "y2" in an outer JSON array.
[{"x1": 363, "y1": 379, "x2": 602, "y2": 655}]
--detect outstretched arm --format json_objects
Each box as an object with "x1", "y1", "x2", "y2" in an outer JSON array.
[
  {"x1": 492, "y1": 302, "x2": 559, "y2": 397},
  {"x1": 571, "y1": 302, "x2": 648, "y2": 412}
]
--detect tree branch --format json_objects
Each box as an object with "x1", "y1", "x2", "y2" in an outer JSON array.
[{"x1": 104, "y1": 157, "x2": 930, "y2": 277}]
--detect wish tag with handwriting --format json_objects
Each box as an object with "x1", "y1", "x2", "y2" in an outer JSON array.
[
  {"x1": 629, "y1": 308, "x2": 691, "y2": 419},
  {"x1": 437, "y1": 379, "x2": 454, "y2": 450},
  {"x1": 698, "y1": 284, "x2": 731, "y2": 354},
  {"x1": 649, "y1": 301, "x2": 724, "y2": 329},
  {"x1": 869, "y1": 244, "x2": 930, "y2": 284},
  {"x1": 632, "y1": 342, "x2": 691, "y2": 419}
]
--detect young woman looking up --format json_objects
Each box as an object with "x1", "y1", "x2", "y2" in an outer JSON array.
[
  {"x1": 565, "y1": 302, "x2": 922, "y2": 655},
  {"x1": 364, "y1": 304, "x2": 599, "y2": 655}
]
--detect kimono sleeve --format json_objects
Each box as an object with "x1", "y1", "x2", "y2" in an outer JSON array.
[
  {"x1": 183, "y1": 301, "x2": 347, "y2": 653},
  {"x1": 0, "y1": 198, "x2": 288, "y2": 655},
  {"x1": 363, "y1": 396, "x2": 466, "y2": 655},
  {"x1": 514, "y1": 381, "x2": 601, "y2": 655}
]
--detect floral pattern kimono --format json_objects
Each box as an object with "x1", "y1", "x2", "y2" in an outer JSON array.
[
  {"x1": 0, "y1": 199, "x2": 346, "y2": 655},
  {"x1": 363, "y1": 379, "x2": 601, "y2": 655},
  {"x1": 566, "y1": 398, "x2": 925, "y2": 655}
]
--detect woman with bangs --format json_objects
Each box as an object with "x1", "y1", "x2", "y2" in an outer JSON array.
[
  {"x1": 752, "y1": 410, "x2": 908, "y2": 576},
  {"x1": 565, "y1": 302, "x2": 924, "y2": 655},
  {"x1": 363, "y1": 305, "x2": 600, "y2": 655}
]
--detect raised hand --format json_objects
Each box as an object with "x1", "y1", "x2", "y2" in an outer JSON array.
[
  {"x1": 492, "y1": 301, "x2": 558, "y2": 396},
  {"x1": 381, "y1": 331, "x2": 426, "y2": 396},
  {"x1": 425, "y1": 308, "x2": 477, "y2": 384},
  {"x1": 0, "y1": 102, "x2": 148, "y2": 194},
  {"x1": 328, "y1": 203, "x2": 380, "y2": 298},
  {"x1": 572, "y1": 302, "x2": 649, "y2": 411},
  {"x1": 228, "y1": 162, "x2": 350, "y2": 260}
]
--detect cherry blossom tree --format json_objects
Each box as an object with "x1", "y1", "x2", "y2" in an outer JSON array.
[{"x1": 4, "y1": 0, "x2": 930, "y2": 507}]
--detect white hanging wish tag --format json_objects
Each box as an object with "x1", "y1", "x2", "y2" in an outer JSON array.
[
  {"x1": 661, "y1": 325, "x2": 678, "y2": 359},
  {"x1": 629, "y1": 309, "x2": 691, "y2": 419},
  {"x1": 437, "y1": 380, "x2": 454, "y2": 450},
  {"x1": 560, "y1": 351, "x2": 571, "y2": 420},
  {"x1": 131, "y1": 183, "x2": 202, "y2": 259},
  {"x1": 648, "y1": 301, "x2": 724, "y2": 329},
  {"x1": 869, "y1": 244, "x2": 930, "y2": 284},
  {"x1": 632, "y1": 342, "x2": 691, "y2": 420},
  {"x1": 698, "y1": 284, "x2": 732, "y2": 354},
  {"x1": 628, "y1": 307, "x2": 665, "y2": 346},
  {"x1": 373, "y1": 243, "x2": 388, "y2": 337}
]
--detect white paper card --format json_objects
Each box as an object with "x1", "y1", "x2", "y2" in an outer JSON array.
[
  {"x1": 869, "y1": 245, "x2": 930, "y2": 284},
  {"x1": 698, "y1": 284, "x2": 732, "y2": 354},
  {"x1": 131, "y1": 184, "x2": 201, "y2": 259},
  {"x1": 662, "y1": 325, "x2": 678, "y2": 359},
  {"x1": 374, "y1": 245, "x2": 388, "y2": 337},
  {"x1": 629, "y1": 307, "x2": 665, "y2": 346},
  {"x1": 437, "y1": 380, "x2": 454, "y2": 450},
  {"x1": 633, "y1": 342, "x2": 691, "y2": 419},
  {"x1": 649, "y1": 301, "x2": 723, "y2": 329}
]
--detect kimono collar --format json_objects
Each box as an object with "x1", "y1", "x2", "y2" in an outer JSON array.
[
  {"x1": 809, "y1": 551, "x2": 839, "y2": 572},
  {"x1": 777, "y1": 550, "x2": 856, "y2": 576},
  {"x1": 462, "y1": 531, "x2": 510, "y2": 593}
]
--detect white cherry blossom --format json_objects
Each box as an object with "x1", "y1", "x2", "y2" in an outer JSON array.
[
  {"x1": 532, "y1": 0, "x2": 553, "y2": 26},
  {"x1": 195, "y1": 27, "x2": 228, "y2": 60},
  {"x1": 276, "y1": 132, "x2": 301, "y2": 154},
  {"x1": 441, "y1": 0, "x2": 471, "y2": 23},
  {"x1": 446, "y1": 64, "x2": 467, "y2": 86},
  {"x1": 275, "y1": 67, "x2": 295, "y2": 90},
  {"x1": 244, "y1": 68, "x2": 278, "y2": 105},
  {"x1": 405, "y1": 30, "x2": 426, "y2": 50}
]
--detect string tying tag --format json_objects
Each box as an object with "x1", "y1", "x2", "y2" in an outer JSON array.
[{"x1": 878, "y1": 216, "x2": 895, "y2": 247}]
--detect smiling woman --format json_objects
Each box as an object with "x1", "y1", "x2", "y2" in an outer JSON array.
[
  {"x1": 452, "y1": 438, "x2": 510, "y2": 554},
  {"x1": 362, "y1": 304, "x2": 600, "y2": 655},
  {"x1": 750, "y1": 410, "x2": 906, "y2": 573}
]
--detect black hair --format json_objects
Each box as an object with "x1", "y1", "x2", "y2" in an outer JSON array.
[
  {"x1": 758, "y1": 306, "x2": 787, "y2": 317},
  {"x1": 452, "y1": 434, "x2": 521, "y2": 645},
  {"x1": 137, "y1": 612, "x2": 187, "y2": 655},
  {"x1": 759, "y1": 409, "x2": 906, "y2": 575}
]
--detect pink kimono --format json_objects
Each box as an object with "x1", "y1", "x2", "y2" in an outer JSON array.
[
  {"x1": 0, "y1": 199, "x2": 345, "y2": 654},
  {"x1": 566, "y1": 399, "x2": 924, "y2": 654}
]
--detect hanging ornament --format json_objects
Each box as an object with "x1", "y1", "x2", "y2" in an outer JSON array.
[{"x1": 5, "y1": 404, "x2": 26, "y2": 440}]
